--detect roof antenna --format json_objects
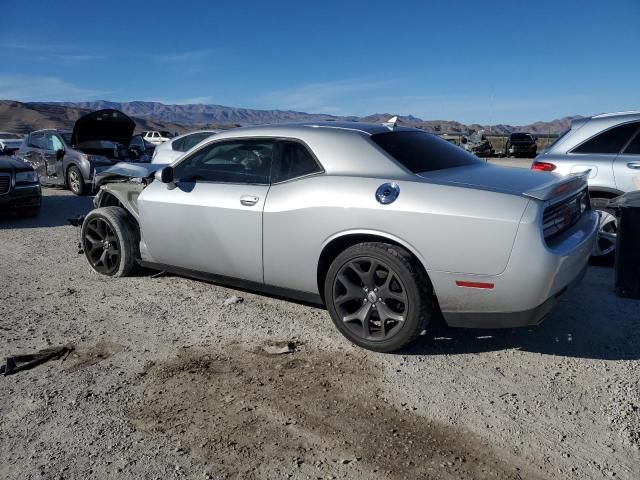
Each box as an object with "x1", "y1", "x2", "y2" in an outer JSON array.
[{"x1": 383, "y1": 116, "x2": 398, "y2": 129}]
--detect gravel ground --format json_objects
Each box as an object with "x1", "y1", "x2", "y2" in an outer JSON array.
[{"x1": 1, "y1": 187, "x2": 639, "y2": 480}]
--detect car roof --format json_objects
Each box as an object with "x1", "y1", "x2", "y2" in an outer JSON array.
[
  {"x1": 214, "y1": 121, "x2": 419, "y2": 137},
  {"x1": 31, "y1": 128, "x2": 72, "y2": 134}
]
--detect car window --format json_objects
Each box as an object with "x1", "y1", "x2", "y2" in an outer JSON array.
[
  {"x1": 622, "y1": 131, "x2": 640, "y2": 155},
  {"x1": 28, "y1": 133, "x2": 45, "y2": 149},
  {"x1": 271, "y1": 140, "x2": 323, "y2": 183},
  {"x1": 371, "y1": 130, "x2": 482, "y2": 173},
  {"x1": 53, "y1": 135, "x2": 64, "y2": 151},
  {"x1": 175, "y1": 132, "x2": 215, "y2": 152},
  {"x1": 173, "y1": 139, "x2": 274, "y2": 184},
  {"x1": 572, "y1": 122, "x2": 640, "y2": 154}
]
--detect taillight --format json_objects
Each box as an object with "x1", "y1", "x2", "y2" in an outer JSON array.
[{"x1": 531, "y1": 161, "x2": 556, "y2": 172}]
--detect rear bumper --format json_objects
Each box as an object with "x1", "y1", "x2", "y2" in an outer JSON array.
[
  {"x1": 434, "y1": 202, "x2": 598, "y2": 328},
  {"x1": 0, "y1": 184, "x2": 42, "y2": 210},
  {"x1": 443, "y1": 264, "x2": 587, "y2": 328}
]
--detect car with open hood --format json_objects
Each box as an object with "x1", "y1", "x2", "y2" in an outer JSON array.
[
  {"x1": 16, "y1": 109, "x2": 138, "y2": 195},
  {"x1": 83, "y1": 121, "x2": 597, "y2": 352},
  {"x1": 505, "y1": 132, "x2": 538, "y2": 158}
]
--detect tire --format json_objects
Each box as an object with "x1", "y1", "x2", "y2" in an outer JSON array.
[
  {"x1": 67, "y1": 165, "x2": 86, "y2": 195},
  {"x1": 81, "y1": 207, "x2": 139, "y2": 277},
  {"x1": 324, "y1": 242, "x2": 432, "y2": 352},
  {"x1": 590, "y1": 197, "x2": 617, "y2": 265}
]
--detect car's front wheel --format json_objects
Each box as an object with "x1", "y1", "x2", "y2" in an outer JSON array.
[
  {"x1": 325, "y1": 242, "x2": 432, "y2": 352},
  {"x1": 81, "y1": 207, "x2": 139, "y2": 277},
  {"x1": 67, "y1": 165, "x2": 86, "y2": 195},
  {"x1": 590, "y1": 197, "x2": 617, "y2": 264}
]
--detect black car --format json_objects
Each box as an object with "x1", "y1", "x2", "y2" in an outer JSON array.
[
  {"x1": 0, "y1": 156, "x2": 42, "y2": 217},
  {"x1": 505, "y1": 132, "x2": 537, "y2": 158}
]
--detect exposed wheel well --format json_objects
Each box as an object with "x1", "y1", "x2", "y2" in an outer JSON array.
[
  {"x1": 98, "y1": 191, "x2": 124, "y2": 208},
  {"x1": 589, "y1": 188, "x2": 623, "y2": 199},
  {"x1": 316, "y1": 233, "x2": 431, "y2": 303}
]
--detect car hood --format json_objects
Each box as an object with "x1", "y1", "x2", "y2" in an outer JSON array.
[
  {"x1": 71, "y1": 109, "x2": 135, "y2": 147},
  {"x1": 418, "y1": 163, "x2": 558, "y2": 196},
  {"x1": 0, "y1": 155, "x2": 34, "y2": 173},
  {"x1": 94, "y1": 161, "x2": 163, "y2": 188}
]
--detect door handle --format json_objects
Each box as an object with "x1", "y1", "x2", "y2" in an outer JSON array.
[
  {"x1": 240, "y1": 195, "x2": 259, "y2": 206},
  {"x1": 627, "y1": 162, "x2": 640, "y2": 170}
]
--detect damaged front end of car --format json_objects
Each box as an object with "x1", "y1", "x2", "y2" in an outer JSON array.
[{"x1": 92, "y1": 162, "x2": 162, "y2": 220}]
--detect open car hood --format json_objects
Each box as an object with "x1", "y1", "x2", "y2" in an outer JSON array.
[
  {"x1": 94, "y1": 161, "x2": 163, "y2": 188},
  {"x1": 71, "y1": 109, "x2": 135, "y2": 147}
]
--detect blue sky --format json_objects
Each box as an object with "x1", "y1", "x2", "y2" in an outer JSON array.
[{"x1": 1, "y1": 0, "x2": 638, "y2": 124}]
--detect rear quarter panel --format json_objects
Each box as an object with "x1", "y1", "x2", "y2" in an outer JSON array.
[{"x1": 263, "y1": 175, "x2": 530, "y2": 295}]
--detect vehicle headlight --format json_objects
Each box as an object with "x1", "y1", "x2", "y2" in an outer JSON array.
[{"x1": 15, "y1": 170, "x2": 39, "y2": 183}]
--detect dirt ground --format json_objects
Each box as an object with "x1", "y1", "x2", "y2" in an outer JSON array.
[{"x1": 1, "y1": 186, "x2": 639, "y2": 480}]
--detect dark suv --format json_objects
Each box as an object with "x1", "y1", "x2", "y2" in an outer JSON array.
[{"x1": 505, "y1": 132, "x2": 537, "y2": 158}]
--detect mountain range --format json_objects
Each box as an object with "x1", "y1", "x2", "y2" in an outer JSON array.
[{"x1": 0, "y1": 99, "x2": 580, "y2": 137}]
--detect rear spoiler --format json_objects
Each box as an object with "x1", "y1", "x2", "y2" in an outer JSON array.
[{"x1": 523, "y1": 170, "x2": 590, "y2": 202}]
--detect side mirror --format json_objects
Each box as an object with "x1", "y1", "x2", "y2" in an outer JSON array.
[
  {"x1": 154, "y1": 166, "x2": 174, "y2": 183},
  {"x1": 56, "y1": 149, "x2": 65, "y2": 160}
]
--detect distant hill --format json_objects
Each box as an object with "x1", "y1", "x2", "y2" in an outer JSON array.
[{"x1": 1, "y1": 99, "x2": 581, "y2": 136}]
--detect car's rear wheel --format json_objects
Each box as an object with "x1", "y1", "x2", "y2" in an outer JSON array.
[
  {"x1": 81, "y1": 207, "x2": 138, "y2": 277},
  {"x1": 325, "y1": 242, "x2": 432, "y2": 352},
  {"x1": 67, "y1": 165, "x2": 87, "y2": 195},
  {"x1": 590, "y1": 197, "x2": 617, "y2": 263}
]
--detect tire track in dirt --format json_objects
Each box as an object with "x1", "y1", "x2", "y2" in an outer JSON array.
[{"x1": 129, "y1": 343, "x2": 544, "y2": 479}]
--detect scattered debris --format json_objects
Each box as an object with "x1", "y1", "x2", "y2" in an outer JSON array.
[
  {"x1": 1, "y1": 345, "x2": 73, "y2": 376},
  {"x1": 223, "y1": 296, "x2": 243, "y2": 306},
  {"x1": 263, "y1": 341, "x2": 296, "y2": 355},
  {"x1": 150, "y1": 271, "x2": 167, "y2": 279}
]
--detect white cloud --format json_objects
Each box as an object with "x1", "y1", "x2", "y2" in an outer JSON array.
[{"x1": 0, "y1": 75, "x2": 107, "y2": 102}]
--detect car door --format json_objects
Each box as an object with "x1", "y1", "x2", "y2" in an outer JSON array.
[
  {"x1": 20, "y1": 132, "x2": 47, "y2": 178},
  {"x1": 138, "y1": 138, "x2": 274, "y2": 283},
  {"x1": 42, "y1": 132, "x2": 66, "y2": 178},
  {"x1": 614, "y1": 124, "x2": 640, "y2": 192},
  {"x1": 568, "y1": 121, "x2": 640, "y2": 192}
]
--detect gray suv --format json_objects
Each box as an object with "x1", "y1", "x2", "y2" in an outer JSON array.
[
  {"x1": 532, "y1": 111, "x2": 640, "y2": 259},
  {"x1": 16, "y1": 109, "x2": 137, "y2": 195}
]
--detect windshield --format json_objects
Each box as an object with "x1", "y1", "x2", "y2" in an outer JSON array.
[
  {"x1": 510, "y1": 133, "x2": 533, "y2": 141},
  {"x1": 0, "y1": 133, "x2": 21, "y2": 139},
  {"x1": 159, "y1": 131, "x2": 172, "y2": 137},
  {"x1": 371, "y1": 130, "x2": 482, "y2": 173}
]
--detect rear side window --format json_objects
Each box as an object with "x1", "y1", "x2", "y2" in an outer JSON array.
[
  {"x1": 271, "y1": 141, "x2": 322, "y2": 183},
  {"x1": 371, "y1": 131, "x2": 481, "y2": 173},
  {"x1": 572, "y1": 122, "x2": 640, "y2": 154},
  {"x1": 622, "y1": 131, "x2": 640, "y2": 155}
]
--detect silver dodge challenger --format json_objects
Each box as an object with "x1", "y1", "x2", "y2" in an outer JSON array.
[{"x1": 83, "y1": 122, "x2": 598, "y2": 352}]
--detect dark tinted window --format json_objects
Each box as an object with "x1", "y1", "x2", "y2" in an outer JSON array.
[
  {"x1": 371, "y1": 131, "x2": 481, "y2": 173},
  {"x1": 572, "y1": 122, "x2": 640, "y2": 154},
  {"x1": 623, "y1": 131, "x2": 640, "y2": 154},
  {"x1": 271, "y1": 141, "x2": 322, "y2": 183},
  {"x1": 510, "y1": 133, "x2": 534, "y2": 141},
  {"x1": 173, "y1": 139, "x2": 274, "y2": 184}
]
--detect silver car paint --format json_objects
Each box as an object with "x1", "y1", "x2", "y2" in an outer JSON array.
[
  {"x1": 123, "y1": 122, "x2": 597, "y2": 327},
  {"x1": 536, "y1": 111, "x2": 640, "y2": 195}
]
